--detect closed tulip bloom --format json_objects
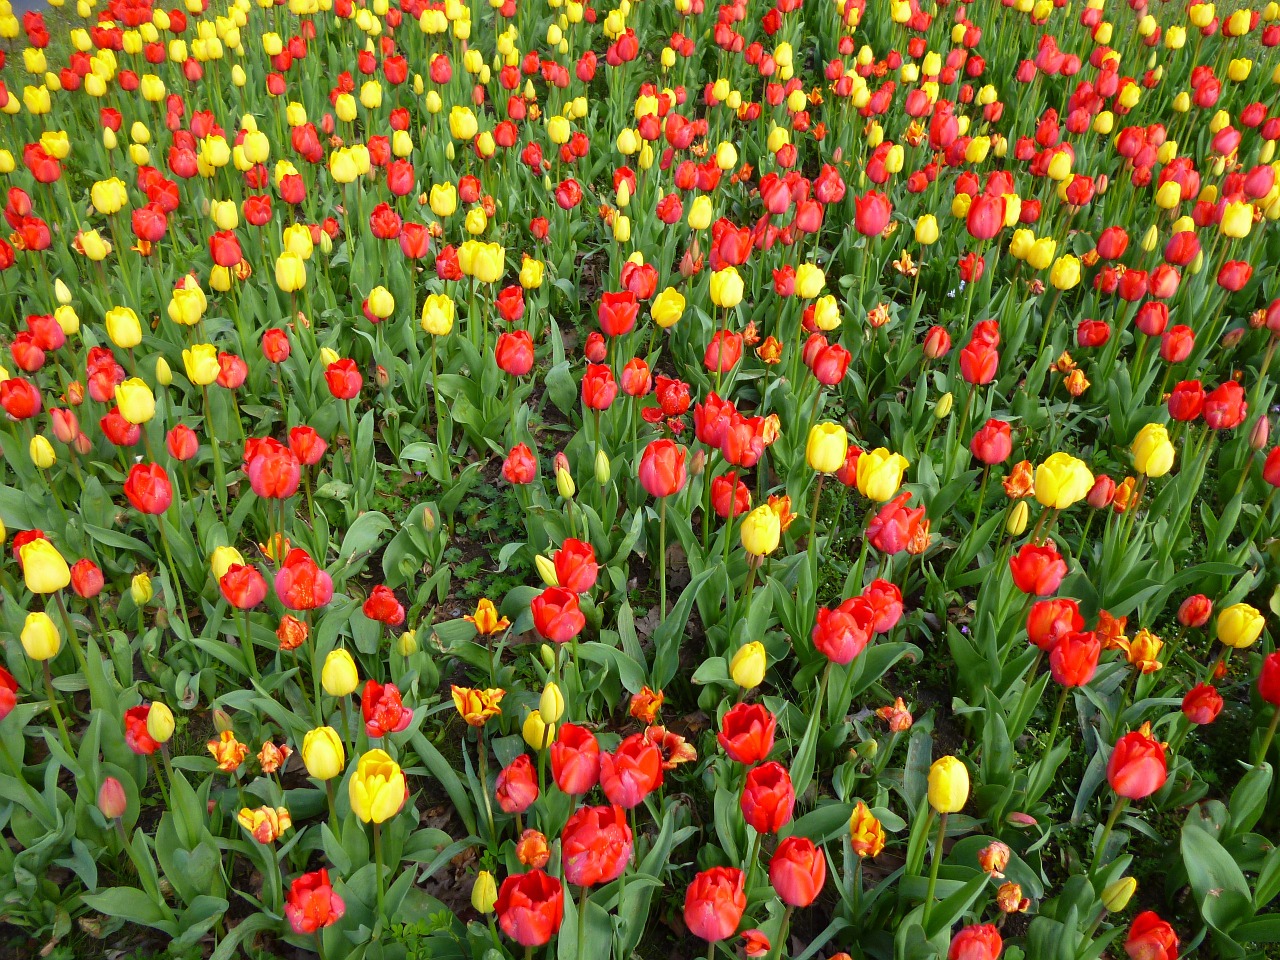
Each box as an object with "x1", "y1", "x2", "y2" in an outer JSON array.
[
  {"x1": 1107, "y1": 726, "x2": 1167, "y2": 799},
  {"x1": 321, "y1": 649, "x2": 359, "y2": 696},
  {"x1": 1050, "y1": 255, "x2": 1081, "y2": 289},
  {"x1": 1259, "y1": 653, "x2": 1280, "y2": 706},
  {"x1": 19, "y1": 538, "x2": 70, "y2": 593},
  {"x1": 806, "y1": 422, "x2": 848, "y2": 473},
  {"x1": 812, "y1": 599, "x2": 874, "y2": 664},
  {"x1": 1132, "y1": 424, "x2": 1175, "y2": 477},
  {"x1": 301, "y1": 727, "x2": 345, "y2": 780},
  {"x1": 362, "y1": 680, "x2": 413, "y2": 738},
  {"x1": 105, "y1": 306, "x2": 142, "y2": 349},
  {"x1": 220, "y1": 564, "x2": 268, "y2": 609},
  {"x1": 21, "y1": 611, "x2": 61, "y2": 660},
  {"x1": 769, "y1": 836, "x2": 826, "y2": 907},
  {"x1": 740, "y1": 504, "x2": 781, "y2": 556},
  {"x1": 857, "y1": 448, "x2": 909, "y2": 501},
  {"x1": 849, "y1": 800, "x2": 886, "y2": 857},
  {"x1": 275, "y1": 548, "x2": 334, "y2": 610},
  {"x1": 496, "y1": 869, "x2": 564, "y2": 947},
  {"x1": 183, "y1": 343, "x2": 221, "y2": 385},
  {"x1": 124, "y1": 462, "x2": 173, "y2": 514},
  {"x1": 1009, "y1": 541, "x2": 1068, "y2": 595},
  {"x1": 115, "y1": 378, "x2": 155, "y2": 424},
  {"x1": 1217, "y1": 602, "x2": 1265, "y2": 648},
  {"x1": 928, "y1": 755, "x2": 970, "y2": 813},
  {"x1": 551, "y1": 723, "x2": 600, "y2": 794},
  {"x1": 652, "y1": 287, "x2": 686, "y2": 327},
  {"x1": 1182, "y1": 684, "x2": 1223, "y2": 724},
  {"x1": 146, "y1": 702, "x2": 175, "y2": 743},
  {"x1": 421, "y1": 294, "x2": 455, "y2": 335},
  {"x1": 709, "y1": 266, "x2": 744, "y2": 308},
  {"x1": 562, "y1": 804, "x2": 633, "y2": 886},
  {"x1": 1124, "y1": 912, "x2": 1178, "y2": 960},
  {"x1": 531, "y1": 587, "x2": 586, "y2": 643},
  {"x1": 348, "y1": 749, "x2": 406, "y2": 823},
  {"x1": 1049, "y1": 630, "x2": 1101, "y2": 687},
  {"x1": 1027, "y1": 598, "x2": 1084, "y2": 651},
  {"x1": 553, "y1": 538, "x2": 598, "y2": 593},
  {"x1": 581, "y1": 363, "x2": 618, "y2": 410},
  {"x1": 285, "y1": 870, "x2": 345, "y2": 935},
  {"x1": 971, "y1": 419, "x2": 1012, "y2": 464},
  {"x1": 70, "y1": 559, "x2": 104, "y2": 599},
  {"x1": 730, "y1": 642, "x2": 767, "y2": 688},
  {"x1": 949, "y1": 923, "x2": 1003, "y2": 960},
  {"x1": 1035, "y1": 453, "x2": 1094, "y2": 509},
  {"x1": 718, "y1": 703, "x2": 776, "y2": 764},
  {"x1": 495, "y1": 754, "x2": 539, "y2": 814},
  {"x1": 685, "y1": 867, "x2": 747, "y2": 942},
  {"x1": 600, "y1": 733, "x2": 663, "y2": 808},
  {"x1": 638, "y1": 439, "x2": 687, "y2": 497}
]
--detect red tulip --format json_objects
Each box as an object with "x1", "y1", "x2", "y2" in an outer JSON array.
[
  {"x1": 1026, "y1": 598, "x2": 1083, "y2": 651},
  {"x1": 562, "y1": 804, "x2": 633, "y2": 886},
  {"x1": 970, "y1": 419, "x2": 1012, "y2": 464},
  {"x1": 704, "y1": 331, "x2": 744, "y2": 373},
  {"x1": 124, "y1": 705, "x2": 160, "y2": 755},
  {"x1": 959, "y1": 341, "x2": 998, "y2": 385},
  {"x1": 361, "y1": 680, "x2": 413, "y2": 737},
  {"x1": 600, "y1": 733, "x2": 663, "y2": 808},
  {"x1": 654, "y1": 376, "x2": 691, "y2": 416},
  {"x1": 1258, "y1": 652, "x2": 1280, "y2": 706},
  {"x1": 769, "y1": 836, "x2": 826, "y2": 907},
  {"x1": 1159, "y1": 325, "x2": 1194, "y2": 364},
  {"x1": 285, "y1": 869, "x2": 346, "y2": 935},
  {"x1": 717, "y1": 703, "x2": 776, "y2": 764},
  {"x1": 495, "y1": 754, "x2": 539, "y2": 814},
  {"x1": 966, "y1": 193, "x2": 1005, "y2": 240},
  {"x1": 248, "y1": 443, "x2": 301, "y2": 499},
  {"x1": 553, "y1": 538, "x2": 598, "y2": 594},
  {"x1": 324, "y1": 359, "x2": 363, "y2": 400},
  {"x1": 363, "y1": 584, "x2": 405, "y2": 626},
  {"x1": 949, "y1": 923, "x2": 1003, "y2": 960},
  {"x1": 740, "y1": 761, "x2": 795, "y2": 834},
  {"x1": 496, "y1": 869, "x2": 564, "y2": 947},
  {"x1": 598, "y1": 291, "x2": 639, "y2": 337},
  {"x1": 1204, "y1": 382, "x2": 1246, "y2": 430},
  {"x1": 531, "y1": 587, "x2": 586, "y2": 643},
  {"x1": 1009, "y1": 542, "x2": 1067, "y2": 596},
  {"x1": 0, "y1": 666, "x2": 18, "y2": 722},
  {"x1": 853, "y1": 190, "x2": 891, "y2": 236},
  {"x1": 274, "y1": 548, "x2": 334, "y2": 610},
  {"x1": 1049, "y1": 630, "x2": 1100, "y2": 687},
  {"x1": 1134, "y1": 302, "x2": 1168, "y2": 337},
  {"x1": 1107, "y1": 728, "x2": 1167, "y2": 799},
  {"x1": 638, "y1": 439, "x2": 688, "y2": 498},
  {"x1": 694, "y1": 392, "x2": 737, "y2": 447},
  {"x1": 1096, "y1": 226, "x2": 1129, "y2": 260},
  {"x1": 867, "y1": 493, "x2": 925, "y2": 555},
  {"x1": 1124, "y1": 911, "x2": 1178, "y2": 960},
  {"x1": 124, "y1": 462, "x2": 173, "y2": 515},
  {"x1": 288, "y1": 426, "x2": 328, "y2": 466},
  {"x1": 1167, "y1": 380, "x2": 1205, "y2": 422},
  {"x1": 551, "y1": 723, "x2": 600, "y2": 795},
  {"x1": 502, "y1": 443, "x2": 537, "y2": 484},
  {"x1": 1087, "y1": 475, "x2": 1117, "y2": 509},
  {"x1": 495, "y1": 330, "x2": 534, "y2": 377},
  {"x1": 684, "y1": 867, "x2": 746, "y2": 942},
  {"x1": 1177, "y1": 594, "x2": 1213, "y2": 627},
  {"x1": 0, "y1": 377, "x2": 42, "y2": 419},
  {"x1": 1076, "y1": 319, "x2": 1111, "y2": 348},
  {"x1": 1217, "y1": 259, "x2": 1253, "y2": 292},
  {"x1": 620, "y1": 358, "x2": 652, "y2": 397},
  {"x1": 581, "y1": 363, "x2": 618, "y2": 411},
  {"x1": 1181, "y1": 684, "x2": 1223, "y2": 725},
  {"x1": 496, "y1": 285, "x2": 525, "y2": 323},
  {"x1": 923, "y1": 325, "x2": 952, "y2": 358},
  {"x1": 712, "y1": 471, "x2": 751, "y2": 519},
  {"x1": 862, "y1": 579, "x2": 903, "y2": 633},
  {"x1": 70, "y1": 558, "x2": 104, "y2": 599}
]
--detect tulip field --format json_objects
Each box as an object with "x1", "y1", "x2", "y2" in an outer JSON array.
[{"x1": 4, "y1": 0, "x2": 1280, "y2": 955}]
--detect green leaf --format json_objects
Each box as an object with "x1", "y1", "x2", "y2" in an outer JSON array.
[
  {"x1": 650, "y1": 567, "x2": 717, "y2": 690},
  {"x1": 1181, "y1": 818, "x2": 1254, "y2": 935},
  {"x1": 80, "y1": 887, "x2": 176, "y2": 931}
]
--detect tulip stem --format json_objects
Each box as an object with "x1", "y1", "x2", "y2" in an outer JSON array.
[
  {"x1": 477, "y1": 731, "x2": 497, "y2": 846},
  {"x1": 769, "y1": 905, "x2": 795, "y2": 960},
  {"x1": 807, "y1": 474, "x2": 826, "y2": 588},
  {"x1": 658, "y1": 498, "x2": 668, "y2": 622},
  {"x1": 577, "y1": 885, "x2": 589, "y2": 954},
  {"x1": 1255, "y1": 707, "x2": 1280, "y2": 769},
  {"x1": 52, "y1": 593, "x2": 88, "y2": 676},
  {"x1": 238, "y1": 609, "x2": 259, "y2": 681},
  {"x1": 149, "y1": 753, "x2": 171, "y2": 810},
  {"x1": 315, "y1": 931, "x2": 328, "y2": 960},
  {"x1": 156, "y1": 519, "x2": 194, "y2": 641},
  {"x1": 922, "y1": 811, "x2": 948, "y2": 930},
  {"x1": 40, "y1": 661, "x2": 75, "y2": 757},
  {"x1": 324, "y1": 779, "x2": 338, "y2": 824},
  {"x1": 372, "y1": 821, "x2": 386, "y2": 925},
  {"x1": 1202, "y1": 647, "x2": 1230, "y2": 687},
  {"x1": 742, "y1": 828, "x2": 762, "y2": 893},
  {"x1": 1091, "y1": 797, "x2": 1129, "y2": 874}
]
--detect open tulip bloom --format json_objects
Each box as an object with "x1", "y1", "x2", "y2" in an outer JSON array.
[{"x1": 4, "y1": 0, "x2": 1280, "y2": 957}]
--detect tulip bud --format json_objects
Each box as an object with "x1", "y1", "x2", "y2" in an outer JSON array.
[
  {"x1": 595, "y1": 448, "x2": 611, "y2": 484},
  {"x1": 855, "y1": 739, "x2": 878, "y2": 759},
  {"x1": 54, "y1": 279, "x2": 72, "y2": 305},
  {"x1": 471, "y1": 871, "x2": 498, "y2": 914},
  {"x1": 146, "y1": 702, "x2": 175, "y2": 743},
  {"x1": 396, "y1": 630, "x2": 419, "y2": 656},
  {"x1": 321, "y1": 648, "x2": 360, "y2": 697},
  {"x1": 927, "y1": 755, "x2": 970, "y2": 813},
  {"x1": 98, "y1": 777, "x2": 127, "y2": 819},
  {"x1": 20, "y1": 612, "x2": 61, "y2": 661},
  {"x1": 555, "y1": 454, "x2": 575, "y2": 499},
  {"x1": 540, "y1": 644, "x2": 556, "y2": 670},
  {"x1": 1141, "y1": 225, "x2": 1158, "y2": 251},
  {"x1": 935, "y1": 393, "x2": 953, "y2": 419},
  {"x1": 155, "y1": 357, "x2": 172, "y2": 386},
  {"x1": 1101, "y1": 876, "x2": 1137, "y2": 912},
  {"x1": 1007, "y1": 500, "x2": 1029, "y2": 535},
  {"x1": 539, "y1": 682, "x2": 565, "y2": 724},
  {"x1": 1251, "y1": 417, "x2": 1271, "y2": 451},
  {"x1": 522, "y1": 709, "x2": 553, "y2": 749},
  {"x1": 690, "y1": 448, "x2": 707, "y2": 477},
  {"x1": 213, "y1": 707, "x2": 234, "y2": 733},
  {"x1": 535, "y1": 554, "x2": 559, "y2": 587},
  {"x1": 131, "y1": 573, "x2": 153, "y2": 605},
  {"x1": 730, "y1": 641, "x2": 767, "y2": 689},
  {"x1": 421, "y1": 506, "x2": 438, "y2": 532}
]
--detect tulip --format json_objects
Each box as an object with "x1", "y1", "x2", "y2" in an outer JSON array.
[
  {"x1": 471, "y1": 872, "x2": 498, "y2": 914},
  {"x1": 562, "y1": 804, "x2": 633, "y2": 885},
  {"x1": 856, "y1": 448, "x2": 909, "y2": 501},
  {"x1": 928, "y1": 756, "x2": 970, "y2": 813},
  {"x1": 1182, "y1": 684, "x2": 1223, "y2": 725},
  {"x1": 495, "y1": 754, "x2": 539, "y2": 814},
  {"x1": 740, "y1": 504, "x2": 781, "y2": 557},
  {"x1": 1217, "y1": 602, "x2": 1264, "y2": 648},
  {"x1": 806, "y1": 422, "x2": 848, "y2": 473},
  {"x1": 849, "y1": 801, "x2": 886, "y2": 858},
  {"x1": 684, "y1": 867, "x2": 747, "y2": 943},
  {"x1": 21, "y1": 611, "x2": 61, "y2": 661},
  {"x1": 709, "y1": 267, "x2": 744, "y2": 309},
  {"x1": 1102, "y1": 877, "x2": 1138, "y2": 912},
  {"x1": 321, "y1": 649, "x2": 359, "y2": 697},
  {"x1": 19, "y1": 539, "x2": 70, "y2": 594},
  {"x1": 718, "y1": 703, "x2": 776, "y2": 764},
  {"x1": 730, "y1": 641, "x2": 767, "y2": 689},
  {"x1": 349, "y1": 749, "x2": 406, "y2": 824},
  {"x1": 1107, "y1": 726, "x2": 1167, "y2": 800},
  {"x1": 769, "y1": 836, "x2": 825, "y2": 907},
  {"x1": 949, "y1": 924, "x2": 1003, "y2": 960},
  {"x1": 496, "y1": 869, "x2": 564, "y2": 947},
  {"x1": 1035, "y1": 453, "x2": 1094, "y2": 509},
  {"x1": 1125, "y1": 912, "x2": 1178, "y2": 960},
  {"x1": 551, "y1": 723, "x2": 600, "y2": 794},
  {"x1": 146, "y1": 702, "x2": 174, "y2": 744},
  {"x1": 301, "y1": 727, "x2": 345, "y2": 781}
]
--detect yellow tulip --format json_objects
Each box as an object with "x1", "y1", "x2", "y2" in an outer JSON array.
[
  {"x1": 857, "y1": 448, "x2": 909, "y2": 502},
  {"x1": 21, "y1": 611, "x2": 61, "y2": 661},
  {"x1": 806, "y1": 422, "x2": 848, "y2": 473},
  {"x1": 927, "y1": 756, "x2": 970, "y2": 813},
  {"x1": 1131, "y1": 423, "x2": 1175, "y2": 478},
  {"x1": 730, "y1": 641, "x2": 767, "y2": 689},
  {"x1": 301, "y1": 727, "x2": 346, "y2": 780},
  {"x1": 1034, "y1": 452, "x2": 1094, "y2": 509},
  {"x1": 19, "y1": 539, "x2": 71, "y2": 593},
  {"x1": 1217, "y1": 602, "x2": 1265, "y2": 649}
]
